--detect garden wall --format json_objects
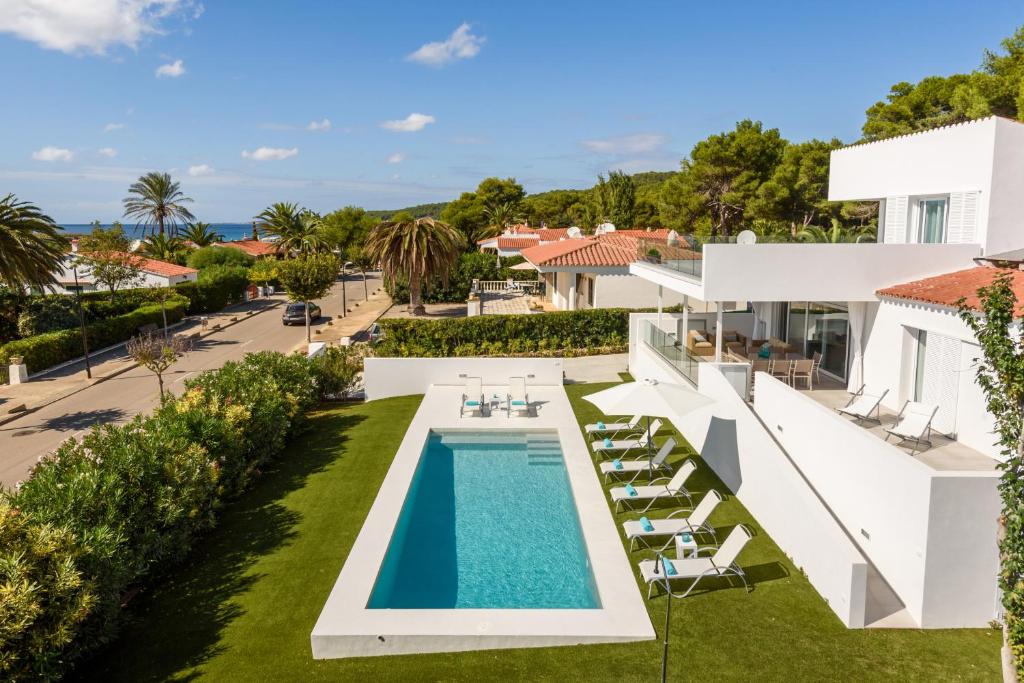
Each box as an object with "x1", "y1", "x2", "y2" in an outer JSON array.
[{"x1": 364, "y1": 357, "x2": 564, "y2": 401}]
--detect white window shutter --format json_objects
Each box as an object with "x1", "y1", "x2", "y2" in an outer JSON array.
[
  {"x1": 883, "y1": 196, "x2": 908, "y2": 243},
  {"x1": 919, "y1": 332, "x2": 961, "y2": 435},
  {"x1": 947, "y1": 192, "x2": 979, "y2": 244}
]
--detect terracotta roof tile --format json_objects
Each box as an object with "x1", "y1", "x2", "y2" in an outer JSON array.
[
  {"x1": 130, "y1": 256, "x2": 198, "y2": 278},
  {"x1": 522, "y1": 235, "x2": 643, "y2": 268},
  {"x1": 216, "y1": 240, "x2": 279, "y2": 257},
  {"x1": 877, "y1": 266, "x2": 1024, "y2": 312},
  {"x1": 496, "y1": 236, "x2": 540, "y2": 249},
  {"x1": 535, "y1": 228, "x2": 570, "y2": 241}
]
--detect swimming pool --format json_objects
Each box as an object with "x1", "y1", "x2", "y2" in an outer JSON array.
[{"x1": 368, "y1": 430, "x2": 600, "y2": 609}]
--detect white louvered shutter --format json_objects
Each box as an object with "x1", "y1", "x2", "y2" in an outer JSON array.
[
  {"x1": 919, "y1": 332, "x2": 961, "y2": 435},
  {"x1": 946, "y1": 192, "x2": 979, "y2": 244},
  {"x1": 883, "y1": 196, "x2": 908, "y2": 243}
]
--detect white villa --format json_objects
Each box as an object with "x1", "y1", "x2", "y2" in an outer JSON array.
[
  {"x1": 50, "y1": 245, "x2": 199, "y2": 294},
  {"x1": 624, "y1": 116, "x2": 1023, "y2": 630}
]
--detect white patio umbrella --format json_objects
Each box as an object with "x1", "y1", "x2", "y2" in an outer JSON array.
[{"x1": 582, "y1": 378, "x2": 712, "y2": 483}]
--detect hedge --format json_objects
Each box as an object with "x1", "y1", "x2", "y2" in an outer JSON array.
[
  {"x1": 0, "y1": 298, "x2": 189, "y2": 383},
  {"x1": 375, "y1": 308, "x2": 630, "y2": 357},
  {"x1": 1, "y1": 350, "x2": 360, "y2": 680}
]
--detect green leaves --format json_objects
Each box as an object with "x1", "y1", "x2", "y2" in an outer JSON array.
[
  {"x1": 0, "y1": 194, "x2": 68, "y2": 291},
  {"x1": 122, "y1": 172, "x2": 195, "y2": 237}
]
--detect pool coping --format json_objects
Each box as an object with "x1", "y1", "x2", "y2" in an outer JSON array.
[{"x1": 310, "y1": 384, "x2": 655, "y2": 658}]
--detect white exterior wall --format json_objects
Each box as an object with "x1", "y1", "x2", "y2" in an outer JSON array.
[
  {"x1": 593, "y1": 273, "x2": 685, "y2": 309},
  {"x1": 628, "y1": 341, "x2": 869, "y2": 627},
  {"x1": 988, "y1": 118, "x2": 1024, "y2": 255},
  {"x1": 754, "y1": 375, "x2": 1000, "y2": 627},
  {"x1": 363, "y1": 357, "x2": 564, "y2": 401},
  {"x1": 862, "y1": 298, "x2": 1001, "y2": 460}
]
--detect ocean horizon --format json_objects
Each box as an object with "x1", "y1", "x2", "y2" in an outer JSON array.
[{"x1": 59, "y1": 223, "x2": 258, "y2": 242}]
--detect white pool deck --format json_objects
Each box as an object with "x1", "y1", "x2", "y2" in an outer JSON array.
[{"x1": 310, "y1": 383, "x2": 655, "y2": 659}]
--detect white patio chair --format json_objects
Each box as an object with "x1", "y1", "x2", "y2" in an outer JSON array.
[
  {"x1": 884, "y1": 401, "x2": 939, "y2": 455},
  {"x1": 460, "y1": 376, "x2": 484, "y2": 417},
  {"x1": 609, "y1": 459, "x2": 696, "y2": 512},
  {"x1": 599, "y1": 437, "x2": 677, "y2": 482},
  {"x1": 622, "y1": 489, "x2": 723, "y2": 550},
  {"x1": 791, "y1": 358, "x2": 814, "y2": 390},
  {"x1": 811, "y1": 351, "x2": 823, "y2": 382},
  {"x1": 837, "y1": 385, "x2": 888, "y2": 424},
  {"x1": 507, "y1": 376, "x2": 530, "y2": 417},
  {"x1": 585, "y1": 414, "x2": 643, "y2": 439},
  {"x1": 638, "y1": 524, "x2": 754, "y2": 599},
  {"x1": 591, "y1": 419, "x2": 663, "y2": 458}
]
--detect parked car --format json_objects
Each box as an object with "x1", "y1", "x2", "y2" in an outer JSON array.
[
  {"x1": 367, "y1": 322, "x2": 383, "y2": 343},
  {"x1": 282, "y1": 302, "x2": 321, "y2": 325}
]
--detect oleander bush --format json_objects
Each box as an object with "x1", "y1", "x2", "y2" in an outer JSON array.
[
  {"x1": 1, "y1": 350, "x2": 347, "y2": 681},
  {"x1": 185, "y1": 245, "x2": 254, "y2": 270},
  {"x1": 375, "y1": 308, "x2": 630, "y2": 357},
  {"x1": 0, "y1": 298, "x2": 190, "y2": 383}
]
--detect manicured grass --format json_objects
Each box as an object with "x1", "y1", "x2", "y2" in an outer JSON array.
[{"x1": 80, "y1": 387, "x2": 1000, "y2": 681}]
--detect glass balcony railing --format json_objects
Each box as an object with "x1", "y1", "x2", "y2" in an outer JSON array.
[
  {"x1": 635, "y1": 236, "x2": 705, "y2": 279},
  {"x1": 641, "y1": 320, "x2": 700, "y2": 385}
]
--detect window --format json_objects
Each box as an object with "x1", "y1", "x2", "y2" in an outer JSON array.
[
  {"x1": 917, "y1": 198, "x2": 947, "y2": 243},
  {"x1": 586, "y1": 277, "x2": 595, "y2": 307}
]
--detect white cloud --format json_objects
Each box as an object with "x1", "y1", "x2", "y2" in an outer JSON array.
[
  {"x1": 386, "y1": 152, "x2": 406, "y2": 164},
  {"x1": 103, "y1": 122, "x2": 124, "y2": 133},
  {"x1": 582, "y1": 133, "x2": 668, "y2": 155},
  {"x1": 156, "y1": 58, "x2": 186, "y2": 78},
  {"x1": 241, "y1": 147, "x2": 298, "y2": 161},
  {"x1": 32, "y1": 146, "x2": 73, "y2": 162},
  {"x1": 0, "y1": 0, "x2": 198, "y2": 55},
  {"x1": 307, "y1": 118, "x2": 331, "y2": 132},
  {"x1": 188, "y1": 163, "x2": 214, "y2": 176},
  {"x1": 98, "y1": 147, "x2": 118, "y2": 158},
  {"x1": 407, "y1": 23, "x2": 484, "y2": 67},
  {"x1": 380, "y1": 112, "x2": 435, "y2": 133}
]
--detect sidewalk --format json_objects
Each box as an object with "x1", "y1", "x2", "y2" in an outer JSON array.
[
  {"x1": 299, "y1": 281, "x2": 392, "y2": 349},
  {"x1": 0, "y1": 296, "x2": 286, "y2": 426}
]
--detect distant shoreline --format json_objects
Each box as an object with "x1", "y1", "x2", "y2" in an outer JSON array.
[{"x1": 59, "y1": 223, "x2": 256, "y2": 242}]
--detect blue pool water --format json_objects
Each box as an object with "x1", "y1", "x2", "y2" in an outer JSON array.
[{"x1": 368, "y1": 430, "x2": 600, "y2": 609}]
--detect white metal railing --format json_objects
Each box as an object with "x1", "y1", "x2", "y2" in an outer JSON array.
[{"x1": 477, "y1": 280, "x2": 541, "y2": 294}]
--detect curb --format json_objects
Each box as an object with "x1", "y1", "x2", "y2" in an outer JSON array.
[{"x1": 0, "y1": 299, "x2": 285, "y2": 428}]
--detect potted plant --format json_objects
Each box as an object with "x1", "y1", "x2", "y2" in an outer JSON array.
[{"x1": 646, "y1": 247, "x2": 662, "y2": 263}]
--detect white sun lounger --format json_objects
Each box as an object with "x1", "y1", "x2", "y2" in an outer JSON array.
[
  {"x1": 598, "y1": 437, "x2": 677, "y2": 482},
  {"x1": 460, "y1": 376, "x2": 484, "y2": 417},
  {"x1": 507, "y1": 376, "x2": 530, "y2": 417},
  {"x1": 638, "y1": 524, "x2": 753, "y2": 599},
  {"x1": 591, "y1": 419, "x2": 663, "y2": 458},
  {"x1": 622, "y1": 489, "x2": 723, "y2": 550},
  {"x1": 585, "y1": 414, "x2": 643, "y2": 438},
  {"x1": 837, "y1": 385, "x2": 889, "y2": 424},
  {"x1": 885, "y1": 400, "x2": 939, "y2": 455},
  {"x1": 609, "y1": 459, "x2": 696, "y2": 512}
]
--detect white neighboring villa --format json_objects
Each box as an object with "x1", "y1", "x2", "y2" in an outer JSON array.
[
  {"x1": 48, "y1": 240, "x2": 199, "y2": 294},
  {"x1": 625, "y1": 116, "x2": 1024, "y2": 631}
]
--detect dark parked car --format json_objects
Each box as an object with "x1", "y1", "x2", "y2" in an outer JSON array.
[{"x1": 282, "y1": 302, "x2": 321, "y2": 325}]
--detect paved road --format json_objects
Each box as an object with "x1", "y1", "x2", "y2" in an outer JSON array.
[{"x1": 0, "y1": 272, "x2": 382, "y2": 486}]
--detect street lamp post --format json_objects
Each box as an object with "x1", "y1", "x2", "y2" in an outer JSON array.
[
  {"x1": 340, "y1": 261, "x2": 349, "y2": 318},
  {"x1": 72, "y1": 263, "x2": 92, "y2": 379}
]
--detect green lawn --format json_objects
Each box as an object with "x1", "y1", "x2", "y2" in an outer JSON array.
[{"x1": 80, "y1": 385, "x2": 1001, "y2": 681}]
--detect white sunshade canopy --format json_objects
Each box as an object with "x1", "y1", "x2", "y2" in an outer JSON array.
[
  {"x1": 510, "y1": 261, "x2": 538, "y2": 271},
  {"x1": 583, "y1": 378, "x2": 712, "y2": 421}
]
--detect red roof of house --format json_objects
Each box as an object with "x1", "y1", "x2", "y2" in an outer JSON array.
[
  {"x1": 216, "y1": 240, "x2": 279, "y2": 257},
  {"x1": 496, "y1": 236, "x2": 541, "y2": 250},
  {"x1": 877, "y1": 266, "x2": 1024, "y2": 312},
  {"x1": 521, "y1": 235, "x2": 638, "y2": 268},
  {"x1": 535, "y1": 228, "x2": 571, "y2": 241},
  {"x1": 616, "y1": 229, "x2": 672, "y2": 239}
]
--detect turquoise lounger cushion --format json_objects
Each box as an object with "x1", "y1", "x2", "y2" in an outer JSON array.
[
  {"x1": 511, "y1": 400, "x2": 527, "y2": 406},
  {"x1": 465, "y1": 400, "x2": 480, "y2": 406},
  {"x1": 597, "y1": 421, "x2": 606, "y2": 430},
  {"x1": 613, "y1": 459, "x2": 623, "y2": 470},
  {"x1": 603, "y1": 437, "x2": 613, "y2": 448},
  {"x1": 663, "y1": 557, "x2": 677, "y2": 576},
  {"x1": 640, "y1": 516, "x2": 654, "y2": 532},
  {"x1": 625, "y1": 484, "x2": 637, "y2": 497}
]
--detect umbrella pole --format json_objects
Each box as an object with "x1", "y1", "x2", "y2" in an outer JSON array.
[{"x1": 647, "y1": 415, "x2": 654, "y2": 483}]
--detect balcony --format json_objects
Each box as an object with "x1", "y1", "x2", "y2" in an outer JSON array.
[{"x1": 632, "y1": 237, "x2": 981, "y2": 302}]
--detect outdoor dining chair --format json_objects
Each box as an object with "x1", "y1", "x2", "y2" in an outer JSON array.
[{"x1": 791, "y1": 359, "x2": 814, "y2": 389}]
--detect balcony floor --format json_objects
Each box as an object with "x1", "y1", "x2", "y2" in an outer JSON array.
[{"x1": 783, "y1": 376, "x2": 998, "y2": 473}]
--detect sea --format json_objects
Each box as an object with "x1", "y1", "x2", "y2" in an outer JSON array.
[{"x1": 59, "y1": 223, "x2": 257, "y2": 242}]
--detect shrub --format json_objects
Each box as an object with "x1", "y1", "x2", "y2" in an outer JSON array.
[
  {"x1": 16, "y1": 297, "x2": 78, "y2": 337},
  {"x1": 385, "y1": 251, "x2": 537, "y2": 304},
  {"x1": 311, "y1": 345, "x2": 364, "y2": 400},
  {"x1": 3, "y1": 350, "x2": 324, "y2": 678},
  {"x1": 186, "y1": 245, "x2": 254, "y2": 270},
  {"x1": 174, "y1": 266, "x2": 249, "y2": 314},
  {"x1": 375, "y1": 308, "x2": 631, "y2": 357}
]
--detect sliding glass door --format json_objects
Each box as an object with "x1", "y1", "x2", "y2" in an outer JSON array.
[{"x1": 782, "y1": 302, "x2": 850, "y2": 381}]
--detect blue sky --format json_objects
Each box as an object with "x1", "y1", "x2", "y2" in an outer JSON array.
[{"x1": 0, "y1": 1, "x2": 1021, "y2": 222}]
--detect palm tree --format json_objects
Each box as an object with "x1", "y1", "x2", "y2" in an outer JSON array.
[
  {"x1": 255, "y1": 203, "x2": 329, "y2": 255},
  {"x1": 796, "y1": 219, "x2": 875, "y2": 244},
  {"x1": 347, "y1": 246, "x2": 376, "y2": 300},
  {"x1": 123, "y1": 172, "x2": 195, "y2": 237},
  {"x1": 181, "y1": 221, "x2": 220, "y2": 247},
  {"x1": 0, "y1": 194, "x2": 68, "y2": 290},
  {"x1": 141, "y1": 233, "x2": 186, "y2": 262},
  {"x1": 364, "y1": 217, "x2": 462, "y2": 315},
  {"x1": 482, "y1": 199, "x2": 519, "y2": 239}
]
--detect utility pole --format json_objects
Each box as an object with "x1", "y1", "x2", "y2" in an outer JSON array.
[
  {"x1": 72, "y1": 263, "x2": 92, "y2": 379},
  {"x1": 340, "y1": 262, "x2": 348, "y2": 317}
]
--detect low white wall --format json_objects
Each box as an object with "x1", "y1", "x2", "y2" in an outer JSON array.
[
  {"x1": 629, "y1": 343, "x2": 869, "y2": 628},
  {"x1": 754, "y1": 374, "x2": 1000, "y2": 627},
  {"x1": 364, "y1": 357, "x2": 565, "y2": 401},
  {"x1": 593, "y1": 273, "x2": 686, "y2": 309}
]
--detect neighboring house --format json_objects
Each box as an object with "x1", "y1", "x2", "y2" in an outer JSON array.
[
  {"x1": 213, "y1": 239, "x2": 281, "y2": 259},
  {"x1": 623, "y1": 117, "x2": 1022, "y2": 632},
  {"x1": 50, "y1": 253, "x2": 198, "y2": 294}
]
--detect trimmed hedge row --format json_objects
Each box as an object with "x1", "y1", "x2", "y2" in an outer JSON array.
[
  {"x1": 0, "y1": 298, "x2": 189, "y2": 383},
  {"x1": 1, "y1": 351, "x2": 356, "y2": 681},
  {"x1": 375, "y1": 308, "x2": 630, "y2": 357}
]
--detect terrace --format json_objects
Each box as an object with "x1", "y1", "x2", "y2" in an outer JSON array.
[{"x1": 78, "y1": 383, "x2": 1000, "y2": 680}]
